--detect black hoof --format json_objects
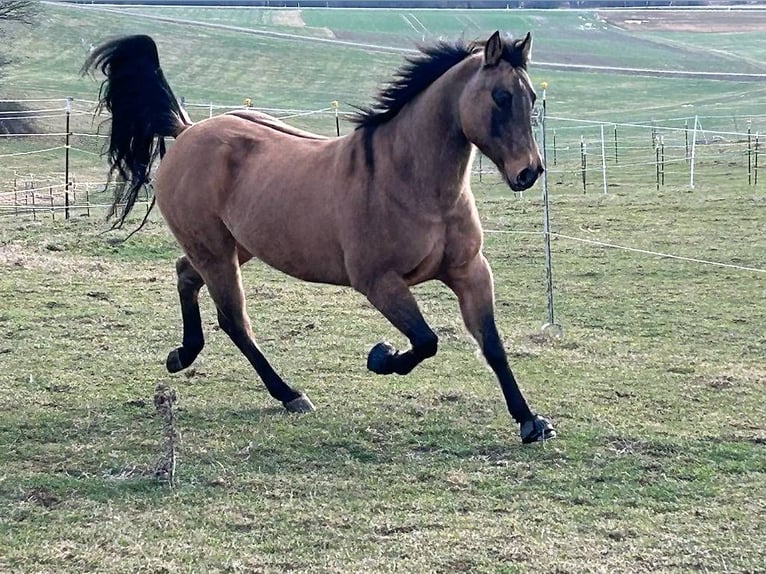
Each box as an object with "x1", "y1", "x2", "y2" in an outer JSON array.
[
  {"x1": 520, "y1": 415, "x2": 556, "y2": 444},
  {"x1": 166, "y1": 348, "x2": 186, "y2": 374},
  {"x1": 367, "y1": 342, "x2": 397, "y2": 375},
  {"x1": 283, "y1": 393, "x2": 316, "y2": 414}
]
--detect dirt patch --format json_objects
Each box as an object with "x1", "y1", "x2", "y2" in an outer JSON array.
[
  {"x1": 270, "y1": 9, "x2": 335, "y2": 38},
  {"x1": 693, "y1": 368, "x2": 765, "y2": 390},
  {"x1": 0, "y1": 242, "x2": 165, "y2": 284},
  {"x1": 22, "y1": 487, "x2": 60, "y2": 508},
  {"x1": 602, "y1": 9, "x2": 766, "y2": 33},
  {"x1": 270, "y1": 10, "x2": 305, "y2": 28},
  {"x1": 0, "y1": 243, "x2": 112, "y2": 274}
]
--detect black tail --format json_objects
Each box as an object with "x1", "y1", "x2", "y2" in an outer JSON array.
[{"x1": 82, "y1": 35, "x2": 190, "y2": 228}]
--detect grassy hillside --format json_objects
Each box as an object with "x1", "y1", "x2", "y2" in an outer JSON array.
[
  {"x1": 2, "y1": 5, "x2": 765, "y2": 201},
  {"x1": 4, "y1": 4, "x2": 766, "y2": 120}
]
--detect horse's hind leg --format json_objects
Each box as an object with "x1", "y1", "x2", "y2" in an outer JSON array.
[
  {"x1": 166, "y1": 256, "x2": 205, "y2": 373},
  {"x1": 204, "y1": 258, "x2": 314, "y2": 413}
]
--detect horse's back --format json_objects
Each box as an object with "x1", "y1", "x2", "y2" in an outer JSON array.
[
  {"x1": 155, "y1": 114, "x2": 352, "y2": 284},
  {"x1": 156, "y1": 113, "x2": 334, "y2": 206},
  {"x1": 226, "y1": 110, "x2": 328, "y2": 141}
]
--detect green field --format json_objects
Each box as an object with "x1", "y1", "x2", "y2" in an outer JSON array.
[
  {"x1": 1, "y1": 185, "x2": 763, "y2": 573},
  {"x1": 1, "y1": 4, "x2": 765, "y2": 573},
  {"x1": 4, "y1": 4, "x2": 766, "y2": 117}
]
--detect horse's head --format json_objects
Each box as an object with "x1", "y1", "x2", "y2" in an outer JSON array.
[{"x1": 459, "y1": 31, "x2": 543, "y2": 192}]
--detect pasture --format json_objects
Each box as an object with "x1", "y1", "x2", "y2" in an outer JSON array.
[{"x1": 1, "y1": 4, "x2": 765, "y2": 573}]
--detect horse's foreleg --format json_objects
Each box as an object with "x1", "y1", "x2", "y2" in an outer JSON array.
[
  {"x1": 166, "y1": 256, "x2": 205, "y2": 373},
  {"x1": 204, "y1": 261, "x2": 314, "y2": 414},
  {"x1": 444, "y1": 254, "x2": 555, "y2": 443},
  {"x1": 362, "y1": 273, "x2": 438, "y2": 375}
]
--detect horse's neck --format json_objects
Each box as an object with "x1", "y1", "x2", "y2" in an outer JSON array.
[{"x1": 364, "y1": 56, "x2": 479, "y2": 204}]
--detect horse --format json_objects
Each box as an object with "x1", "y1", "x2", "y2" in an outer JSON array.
[{"x1": 82, "y1": 31, "x2": 555, "y2": 444}]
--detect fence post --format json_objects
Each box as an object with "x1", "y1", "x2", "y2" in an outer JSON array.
[
  {"x1": 755, "y1": 133, "x2": 760, "y2": 186},
  {"x1": 747, "y1": 120, "x2": 753, "y2": 185},
  {"x1": 332, "y1": 100, "x2": 340, "y2": 137},
  {"x1": 600, "y1": 124, "x2": 607, "y2": 194},
  {"x1": 685, "y1": 120, "x2": 690, "y2": 164},
  {"x1": 539, "y1": 82, "x2": 561, "y2": 337},
  {"x1": 580, "y1": 136, "x2": 587, "y2": 193},
  {"x1": 661, "y1": 136, "x2": 665, "y2": 186},
  {"x1": 655, "y1": 145, "x2": 660, "y2": 191},
  {"x1": 690, "y1": 115, "x2": 698, "y2": 189},
  {"x1": 613, "y1": 124, "x2": 618, "y2": 164},
  {"x1": 64, "y1": 97, "x2": 71, "y2": 220}
]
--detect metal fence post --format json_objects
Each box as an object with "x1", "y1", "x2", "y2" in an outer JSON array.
[
  {"x1": 64, "y1": 97, "x2": 72, "y2": 220},
  {"x1": 539, "y1": 82, "x2": 561, "y2": 337}
]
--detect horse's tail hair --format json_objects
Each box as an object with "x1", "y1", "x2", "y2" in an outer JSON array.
[{"x1": 82, "y1": 34, "x2": 191, "y2": 229}]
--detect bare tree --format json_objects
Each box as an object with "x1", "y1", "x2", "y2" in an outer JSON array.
[{"x1": 0, "y1": 0, "x2": 38, "y2": 25}]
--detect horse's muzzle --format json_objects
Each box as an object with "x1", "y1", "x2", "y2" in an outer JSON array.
[{"x1": 509, "y1": 163, "x2": 544, "y2": 191}]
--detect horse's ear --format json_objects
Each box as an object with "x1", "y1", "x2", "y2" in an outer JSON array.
[
  {"x1": 517, "y1": 32, "x2": 533, "y2": 65},
  {"x1": 484, "y1": 31, "x2": 503, "y2": 67}
]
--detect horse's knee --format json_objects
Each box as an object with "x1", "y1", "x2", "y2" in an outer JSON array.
[{"x1": 415, "y1": 333, "x2": 438, "y2": 360}]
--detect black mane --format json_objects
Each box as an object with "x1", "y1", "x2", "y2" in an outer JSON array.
[
  {"x1": 351, "y1": 36, "x2": 528, "y2": 129},
  {"x1": 350, "y1": 40, "x2": 479, "y2": 129}
]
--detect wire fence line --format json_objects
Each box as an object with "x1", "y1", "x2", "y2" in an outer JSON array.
[
  {"x1": 3, "y1": 97, "x2": 764, "y2": 196},
  {"x1": 1, "y1": 96, "x2": 763, "y2": 331},
  {"x1": 484, "y1": 229, "x2": 766, "y2": 275},
  {"x1": 2, "y1": 95, "x2": 762, "y2": 210}
]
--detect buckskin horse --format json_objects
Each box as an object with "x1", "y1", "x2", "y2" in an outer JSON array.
[{"x1": 83, "y1": 31, "x2": 555, "y2": 443}]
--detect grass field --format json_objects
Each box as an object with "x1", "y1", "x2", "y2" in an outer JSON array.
[
  {"x1": 1, "y1": 4, "x2": 765, "y2": 573},
  {"x1": 1, "y1": 182, "x2": 764, "y2": 573}
]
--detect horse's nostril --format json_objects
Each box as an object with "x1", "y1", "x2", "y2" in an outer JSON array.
[{"x1": 517, "y1": 167, "x2": 538, "y2": 188}]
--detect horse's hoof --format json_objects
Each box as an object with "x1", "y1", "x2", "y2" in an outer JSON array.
[
  {"x1": 166, "y1": 348, "x2": 184, "y2": 374},
  {"x1": 367, "y1": 342, "x2": 397, "y2": 375},
  {"x1": 284, "y1": 393, "x2": 315, "y2": 414},
  {"x1": 520, "y1": 415, "x2": 556, "y2": 444}
]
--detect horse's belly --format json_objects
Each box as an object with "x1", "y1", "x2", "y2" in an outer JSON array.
[
  {"x1": 254, "y1": 247, "x2": 350, "y2": 286},
  {"x1": 227, "y1": 214, "x2": 350, "y2": 286}
]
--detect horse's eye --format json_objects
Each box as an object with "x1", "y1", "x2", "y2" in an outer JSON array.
[{"x1": 492, "y1": 89, "x2": 513, "y2": 109}]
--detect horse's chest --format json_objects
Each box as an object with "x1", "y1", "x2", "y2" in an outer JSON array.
[{"x1": 403, "y1": 238, "x2": 447, "y2": 286}]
